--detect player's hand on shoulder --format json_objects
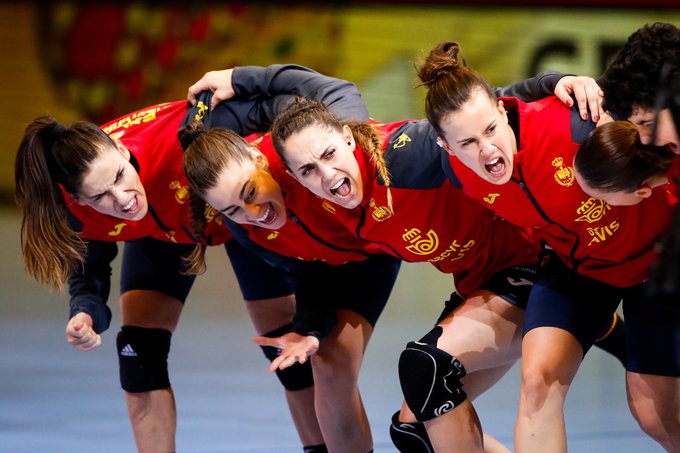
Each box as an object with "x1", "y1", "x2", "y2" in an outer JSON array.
[
  {"x1": 187, "y1": 69, "x2": 236, "y2": 110},
  {"x1": 554, "y1": 75, "x2": 604, "y2": 122}
]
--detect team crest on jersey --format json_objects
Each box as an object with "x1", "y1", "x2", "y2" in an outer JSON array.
[
  {"x1": 204, "y1": 205, "x2": 223, "y2": 225},
  {"x1": 576, "y1": 197, "x2": 611, "y2": 223},
  {"x1": 165, "y1": 231, "x2": 177, "y2": 243},
  {"x1": 393, "y1": 133, "x2": 411, "y2": 149},
  {"x1": 321, "y1": 201, "x2": 337, "y2": 214},
  {"x1": 169, "y1": 181, "x2": 189, "y2": 204},
  {"x1": 552, "y1": 157, "x2": 575, "y2": 187},
  {"x1": 267, "y1": 231, "x2": 280, "y2": 240},
  {"x1": 107, "y1": 223, "x2": 127, "y2": 236},
  {"x1": 369, "y1": 198, "x2": 393, "y2": 221},
  {"x1": 483, "y1": 193, "x2": 501, "y2": 204},
  {"x1": 402, "y1": 227, "x2": 439, "y2": 255}
]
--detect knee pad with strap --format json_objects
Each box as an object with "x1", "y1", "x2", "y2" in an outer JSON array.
[
  {"x1": 389, "y1": 410, "x2": 434, "y2": 452},
  {"x1": 398, "y1": 327, "x2": 467, "y2": 422},
  {"x1": 116, "y1": 326, "x2": 171, "y2": 393},
  {"x1": 260, "y1": 323, "x2": 314, "y2": 391}
]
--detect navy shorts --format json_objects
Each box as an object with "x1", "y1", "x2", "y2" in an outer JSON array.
[
  {"x1": 120, "y1": 237, "x2": 196, "y2": 302},
  {"x1": 120, "y1": 238, "x2": 296, "y2": 303},
  {"x1": 436, "y1": 263, "x2": 539, "y2": 324},
  {"x1": 623, "y1": 284, "x2": 680, "y2": 376},
  {"x1": 226, "y1": 239, "x2": 295, "y2": 301},
  {"x1": 522, "y1": 257, "x2": 625, "y2": 355},
  {"x1": 319, "y1": 253, "x2": 401, "y2": 327}
]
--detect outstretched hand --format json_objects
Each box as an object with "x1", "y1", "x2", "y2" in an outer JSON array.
[
  {"x1": 253, "y1": 332, "x2": 320, "y2": 372},
  {"x1": 187, "y1": 69, "x2": 236, "y2": 110},
  {"x1": 66, "y1": 312, "x2": 101, "y2": 351}
]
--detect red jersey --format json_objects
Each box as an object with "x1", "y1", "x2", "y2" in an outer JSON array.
[
  {"x1": 311, "y1": 119, "x2": 540, "y2": 296},
  {"x1": 228, "y1": 133, "x2": 382, "y2": 266},
  {"x1": 445, "y1": 96, "x2": 677, "y2": 287},
  {"x1": 64, "y1": 101, "x2": 232, "y2": 246}
]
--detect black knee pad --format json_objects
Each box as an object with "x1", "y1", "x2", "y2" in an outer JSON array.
[
  {"x1": 260, "y1": 323, "x2": 314, "y2": 391},
  {"x1": 116, "y1": 326, "x2": 171, "y2": 393},
  {"x1": 389, "y1": 410, "x2": 434, "y2": 452},
  {"x1": 398, "y1": 328, "x2": 467, "y2": 422}
]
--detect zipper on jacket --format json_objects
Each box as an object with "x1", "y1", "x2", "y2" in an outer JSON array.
[{"x1": 514, "y1": 164, "x2": 584, "y2": 271}]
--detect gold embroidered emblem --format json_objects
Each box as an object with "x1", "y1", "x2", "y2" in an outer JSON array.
[
  {"x1": 107, "y1": 223, "x2": 127, "y2": 236},
  {"x1": 204, "y1": 205, "x2": 223, "y2": 225},
  {"x1": 322, "y1": 201, "x2": 337, "y2": 214},
  {"x1": 393, "y1": 133, "x2": 411, "y2": 149},
  {"x1": 169, "y1": 181, "x2": 189, "y2": 204},
  {"x1": 483, "y1": 193, "x2": 501, "y2": 204},
  {"x1": 402, "y1": 228, "x2": 439, "y2": 255},
  {"x1": 576, "y1": 198, "x2": 611, "y2": 223},
  {"x1": 250, "y1": 134, "x2": 265, "y2": 146},
  {"x1": 102, "y1": 108, "x2": 159, "y2": 134},
  {"x1": 552, "y1": 157, "x2": 575, "y2": 187},
  {"x1": 370, "y1": 198, "x2": 393, "y2": 222},
  {"x1": 430, "y1": 239, "x2": 475, "y2": 262},
  {"x1": 165, "y1": 231, "x2": 177, "y2": 243},
  {"x1": 267, "y1": 231, "x2": 280, "y2": 240},
  {"x1": 586, "y1": 220, "x2": 620, "y2": 246},
  {"x1": 194, "y1": 101, "x2": 208, "y2": 121}
]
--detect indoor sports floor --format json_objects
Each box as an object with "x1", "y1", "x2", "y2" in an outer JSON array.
[{"x1": 0, "y1": 206, "x2": 664, "y2": 452}]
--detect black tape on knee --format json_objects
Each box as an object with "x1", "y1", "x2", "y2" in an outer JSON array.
[
  {"x1": 389, "y1": 410, "x2": 434, "y2": 453},
  {"x1": 116, "y1": 326, "x2": 171, "y2": 393},
  {"x1": 260, "y1": 323, "x2": 314, "y2": 391},
  {"x1": 398, "y1": 339, "x2": 467, "y2": 422}
]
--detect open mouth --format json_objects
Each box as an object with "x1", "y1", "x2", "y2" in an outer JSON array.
[
  {"x1": 484, "y1": 156, "x2": 506, "y2": 178},
  {"x1": 330, "y1": 177, "x2": 351, "y2": 198},
  {"x1": 258, "y1": 203, "x2": 277, "y2": 225},
  {"x1": 122, "y1": 196, "x2": 137, "y2": 213}
]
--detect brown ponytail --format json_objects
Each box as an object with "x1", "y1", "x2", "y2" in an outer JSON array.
[
  {"x1": 15, "y1": 116, "x2": 114, "y2": 289},
  {"x1": 347, "y1": 122, "x2": 393, "y2": 211},
  {"x1": 183, "y1": 188, "x2": 209, "y2": 275},
  {"x1": 575, "y1": 121, "x2": 674, "y2": 193}
]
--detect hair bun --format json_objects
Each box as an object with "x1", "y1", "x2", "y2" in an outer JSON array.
[
  {"x1": 178, "y1": 120, "x2": 205, "y2": 151},
  {"x1": 418, "y1": 41, "x2": 463, "y2": 86}
]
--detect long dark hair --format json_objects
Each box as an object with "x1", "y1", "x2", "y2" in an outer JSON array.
[{"x1": 15, "y1": 116, "x2": 116, "y2": 289}]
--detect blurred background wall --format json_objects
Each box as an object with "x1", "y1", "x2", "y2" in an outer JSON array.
[{"x1": 1, "y1": 1, "x2": 679, "y2": 201}]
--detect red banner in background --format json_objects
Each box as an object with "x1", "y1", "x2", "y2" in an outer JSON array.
[{"x1": 37, "y1": 3, "x2": 339, "y2": 123}]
